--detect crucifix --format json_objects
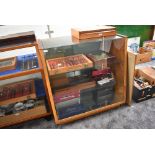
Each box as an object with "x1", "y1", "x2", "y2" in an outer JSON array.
[{"x1": 45, "y1": 25, "x2": 54, "y2": 38}]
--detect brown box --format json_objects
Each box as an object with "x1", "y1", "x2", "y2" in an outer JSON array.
[
  {"x1": 137, "y1": 67, "x2": 155, "y2": 85},
  {"x1": 139, "y1": 47, "x2": 152, "y2": 54},
  {"x1": 135, "y1": 52, "x2": 152, "y2": 64},
  {"x1": 0, "y1": 57, "x2": 16, "y2": 72},
  {"x1": 46, "y1": 54, "x2": 93, "y2": 76},
  {"x1": 0, "y1": 79, "x2": 36, "y2": 106},
  {"x1": 71, "y1": 26, "x2": 116, "y2": 40}
]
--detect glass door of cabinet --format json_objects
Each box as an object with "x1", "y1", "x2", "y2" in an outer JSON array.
[{"x1": 42, "y1": 35, "x2": 127, "y2": 123}]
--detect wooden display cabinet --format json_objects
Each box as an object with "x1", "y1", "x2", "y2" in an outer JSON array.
[
  {"x1": 0, "y1": 32, "x2": 51, "y2": 128},
  {"x1": 38, "y1": 33, "x2": 128, "y2": 125}
]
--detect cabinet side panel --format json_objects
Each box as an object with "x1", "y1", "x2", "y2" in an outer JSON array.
[
  {"x1": 110, "y1": 37, "x2": 127, "y2": 102},
  {"x1": 127, "y1": 52, "x2": 136, "y2": 105}
]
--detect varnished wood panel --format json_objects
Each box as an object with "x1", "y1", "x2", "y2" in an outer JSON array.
[
  {"x1": 126, "y1": 51, "x2": 136, "y2": 105},
  {"x1": 110, "y1": 36, "x2": 127, "y2": 103}
]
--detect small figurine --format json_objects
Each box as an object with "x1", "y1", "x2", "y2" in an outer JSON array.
[
  {"x1": 25, "y1": 99, "x2": 35, "y2": 109},
  {"x1": 14, "y1": 102, "x2": 26, "y2": 112}
]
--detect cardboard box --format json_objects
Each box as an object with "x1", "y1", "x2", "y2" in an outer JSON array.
[
  {"x1": 133, "y1": 68, "x2": 155, "y2": 102},
  {"x1": 135, "y1": 52, "x2": 152, "y2": 64}
]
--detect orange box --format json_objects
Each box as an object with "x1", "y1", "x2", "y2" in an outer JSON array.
[
  {"x1": 135, "y1": 52, "x2": 152, "y2": 64},
  {"x1": 46, "y1": 54, "x2": 93, "y2": 76}
]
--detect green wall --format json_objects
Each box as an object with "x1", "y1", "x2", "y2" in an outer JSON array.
[{"x1": 115, "y1": 25, "x2": 154, "y2": 46}]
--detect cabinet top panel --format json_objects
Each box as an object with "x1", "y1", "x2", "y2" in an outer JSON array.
[
  {"x1": 41, "y1": 35, "x2": 123, "y2": 49},
  {"x1": 71, "y1": 25, "x2": 116, "y2": 33}
]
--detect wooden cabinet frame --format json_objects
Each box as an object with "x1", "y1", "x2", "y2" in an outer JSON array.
[
  {"x1": 38, "y1": 35, "x2": 129, "y2": 125},
  {"x1": 0, "y1": 32, "x2": 51, "y2": 128}
]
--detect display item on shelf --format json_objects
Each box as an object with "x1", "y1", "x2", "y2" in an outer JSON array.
[
  {"x1": 0, "y1": 98, "x2": 46, "y2": 117},
  {"x1": 14, "y1": 102, "x2": 26, "y2": 112},
  {"x1": 34, "y1": 79, "x2": 46, "y2": 97},
  {"x1": 54, "y1": 90, "x2": 80, "y2": 104},
  {"x1": 0, "y1": 57, "x2": 17, "y2": 72},
  {"x1": 57, "y1": 103, "x2": 86, "y2": 119},
  {"x1": 18, "y1": 54, "x2": 38, "y2": 71},
  {"x1": 55, "y1": 71, "x2": 115, "y2": 119},
  {"x1": 0, "y1": 54, "x2": 39, "y2": 77},
  {"x1": 0, "y1": 80, "x2": 36, "y2": 105},
  {"x1": 46, "y1": 54, "x2": 93, "y2": 75},
  {"x1": 92, "y1": 68, "x2": 111, "y2": 77},
  {"x1": 97, "y1": 77, "x2": 112, "y2": 86},
  {"x1": 87, "y1": 52, "x2": 116, "y2": 70},
  {"x1": 24, "y1": 100, "x2": 35, "y2": 109}
]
